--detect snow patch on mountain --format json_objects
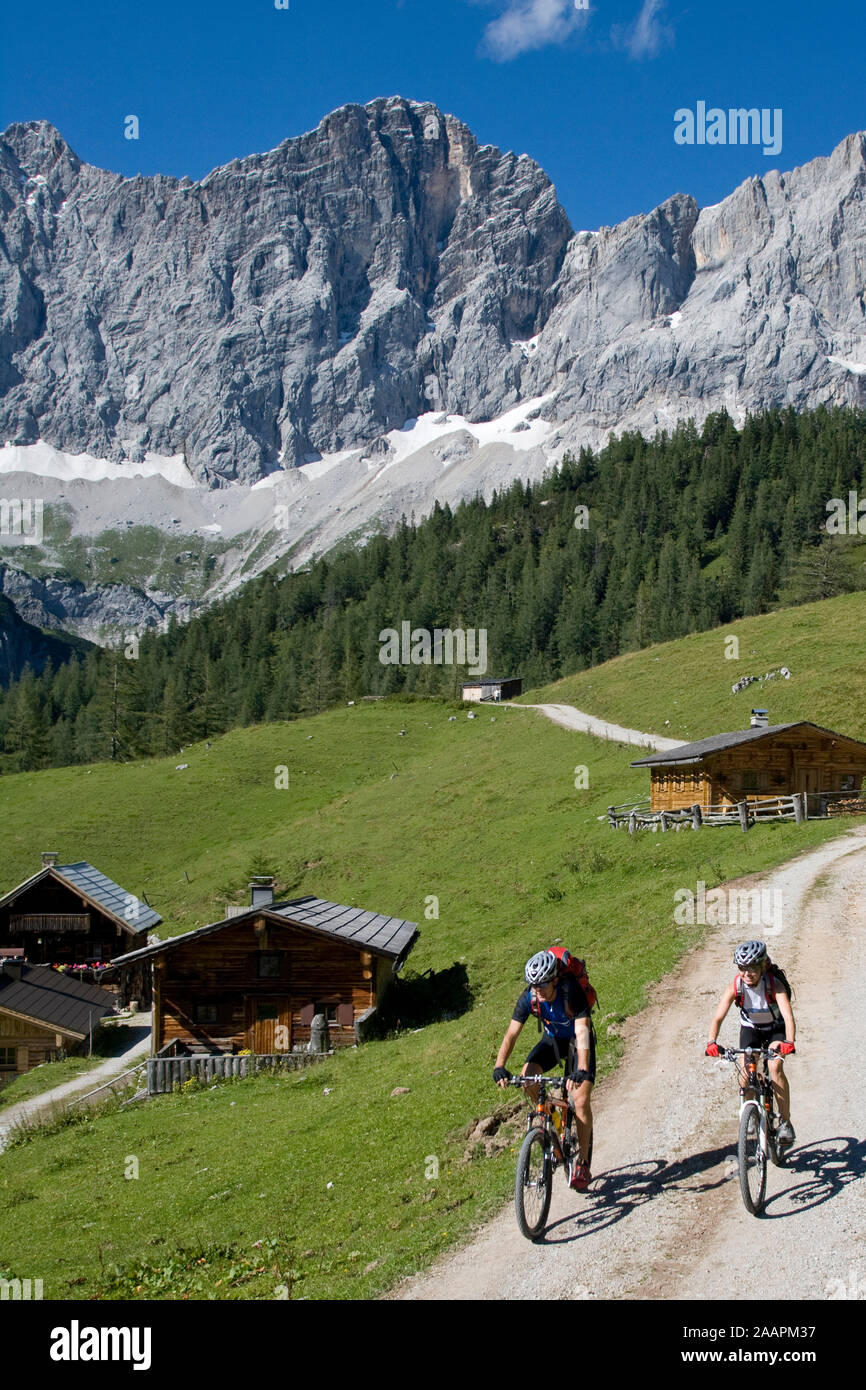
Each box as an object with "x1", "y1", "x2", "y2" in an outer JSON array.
[
  {"x1": 0, "y1": 442, "x2": 195, "y2": 488},
  {"x1": 827, "y1": 356, "x2": 866, "y2": 377}
]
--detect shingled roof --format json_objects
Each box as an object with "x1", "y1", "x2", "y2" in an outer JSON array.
[
  {"x1": 630, "y1": 721, "x2": 866, "y2": 768},
  {"x1": 106, "y1": 895, "x2": 419, "y2": 971},
  {"x1": 0, "y1": 963, "x2": 116, "y2": 1038},
  {"x1": 0, "y1": 862, "x2": 161, "y2": 935}
]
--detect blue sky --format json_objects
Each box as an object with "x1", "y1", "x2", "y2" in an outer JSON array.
[{"x1": 1, "y1": 1, "x2": 864, "y2": 229}]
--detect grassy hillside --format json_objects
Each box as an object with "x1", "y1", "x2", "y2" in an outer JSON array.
[
  {"x1": 0, "y1": 696, "x2": 852, "y2": 1300},
  {"x1": 523, "y1": 590, "x2": 866, "y2": 746}
]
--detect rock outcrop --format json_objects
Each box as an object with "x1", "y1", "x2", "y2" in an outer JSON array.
[
  {"x1": 0, "y1": 562, "x2": 175, "y2": 645},
  {"x1": 0, "y1": 590, "x2": 90, "y2": 687},
  {"x1": 0, "y1": 96, "x2": 864, "y2": 489},
  {"x1": 0, "y1": 100, "x2": 570, "y2": 483}
]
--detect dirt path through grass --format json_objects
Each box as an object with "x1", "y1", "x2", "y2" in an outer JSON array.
[
  {"x1": 506, "y1": 702, "x2": 683, "y2": 752},
  {"x1": 0, "y1": 1017, "x2": 152, "y2": 1151},
  {"x1": 394, "y1": 827, "x2": 866, "y2": 1300}
]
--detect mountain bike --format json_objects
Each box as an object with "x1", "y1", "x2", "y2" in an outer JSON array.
[
  {"x1": 719, "y1": 1046, "x2": 793, "y2": 1216},
  {"x1": 508, "y1": 1073, "x2": 593, "y2": 1240}
]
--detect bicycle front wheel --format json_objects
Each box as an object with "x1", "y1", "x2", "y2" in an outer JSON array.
[
  {"x1": 515, "y1": 1127, "x2": 553, "y2": 1240},
  {"x1": 738, "y1": 1104, "x2": 767, "y2": 1215}
]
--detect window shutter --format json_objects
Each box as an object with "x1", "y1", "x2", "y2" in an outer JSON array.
[
  {"x1": 299, "y1": 1004, "x2": 315, "y2": 1027},
  {"x1": 337, "y1": 1003, "x2": 354, "y2": 1028}
]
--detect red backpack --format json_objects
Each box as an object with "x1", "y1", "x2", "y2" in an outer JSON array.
[{"x1": 529, "y1": 947, "x2": 598, "y2": 1026}]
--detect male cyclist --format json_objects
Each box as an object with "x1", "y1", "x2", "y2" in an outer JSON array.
[
  {"x1": 493, "y1": 950, "x2": 595, "y2": 1190},
  {"x1": 705, "y1": 939, "x2": 796, "y2": 1149}
]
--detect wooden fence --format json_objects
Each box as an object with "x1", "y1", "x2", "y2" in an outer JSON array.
[
  {"x1": 604, "y1": 794, "x2": 807, "y2": 834},
  {"x1": 146, "y1": 1050, "x2": 330, "y2": 1095},
  {"x1": 66, "y1": 1038, "x2": 177, "y2": 1111}
]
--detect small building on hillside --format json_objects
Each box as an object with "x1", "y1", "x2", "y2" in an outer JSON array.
[
  {"x1": 631, "y1": 718, "x2": 866, "y2": 814},
  {"x1": 105, "y1": 886, "x2": 419, "y2": 1055},
  {"x1": 0, "y1": 957, "x2": 116, "y2": 1081},
  {"x1": 0, "y1": 855, "x2": 161, "y2": 975},
  {"x1": 461, "y1": 677, "x2": 522, "y2": 703}
]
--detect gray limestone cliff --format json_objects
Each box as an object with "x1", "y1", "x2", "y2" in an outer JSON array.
[{"x1": 1, "y1": 99, "x2": 864, "y2": 489}]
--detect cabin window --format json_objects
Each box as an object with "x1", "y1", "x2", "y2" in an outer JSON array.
[
  {"x1": 194, "y1": 1004, "x2": 218, "y2": 1025},
  {"x1": 0, "y1": 1047, "x2": 16, "y2": 1069},
  {"x1": 841, "y1": 774, "x2": 858, "y2": 792},
  {"x1": 257, "y1": 953, "x2": 281, "y2": 979},
  {"x1": 319, "y1": 1004, "x2": 339, "y2": 1025},
  {"x1": 740, "y1": 771, "x2": 759, "y2": 792}
]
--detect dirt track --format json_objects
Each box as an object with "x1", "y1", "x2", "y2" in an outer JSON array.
[
  {"x1": 395, "y1": 827, "x2": 866, "y2": 1301},
  {"x1": 505, "y1": 701, "x2": 683, "y2": 751}
]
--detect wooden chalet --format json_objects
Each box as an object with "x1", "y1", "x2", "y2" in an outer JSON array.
[
  {"x1": 631, "y1": 718, "x2": 866, "y2": 814},
  {"x1": 106, "y1": 887, "x2": 419, "y2": 1055},
  {"x1": 0, "y1": 957, "x2": 116, "y2": 1081},
  {"x1": 0, "y1": 854, "x2": 161, "y2": 978},
  {"x1": 461, "y1": 677, "x2": 522, "y2": 703}
]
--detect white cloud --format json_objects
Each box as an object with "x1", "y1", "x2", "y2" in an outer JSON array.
[
  {"x1": 612, "y1": 0, "x2": 673, "y2": 60},
  {"x1": 480, "y1": 0, "x2": 588, "y2": 63}
]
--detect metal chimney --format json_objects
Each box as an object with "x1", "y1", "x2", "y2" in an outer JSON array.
[
  {"x1": 750, "y1": 708, "x2": 769, "y2": 729},
  {"x1": 41, "y1": 851, "x2": 59, "y2": 869},
  {"x1": 249, "y1": 877, "x2": 275, "y2": 908}
]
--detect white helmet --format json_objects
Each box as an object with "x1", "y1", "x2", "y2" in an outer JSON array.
[
  {"x1": 734, "y1": 940, "x2": 767, "y2": 969},
  {"x1": 525, "y1": 950, "x2": 558, "y2": 986}
]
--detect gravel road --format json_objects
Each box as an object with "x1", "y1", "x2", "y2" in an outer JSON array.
[
  {"x1": 506, "y1": 702, "x2": 683, "y2": 752},
  {"x1": 0, "y1": 1016, "x2": 152, "y2": 1152},
  {"x1": 394, "y1": 828, "x2": 866, "y2": 1301}
]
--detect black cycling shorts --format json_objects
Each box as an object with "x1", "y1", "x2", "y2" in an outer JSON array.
[
  {"x1": 739, "y1": 1023, "x2": 786, "y2": 1051},
  {"x1": 525, "y1": 1028, "x2": 596, "y2": 1084}
]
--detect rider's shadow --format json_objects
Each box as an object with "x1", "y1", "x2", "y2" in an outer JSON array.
[
  {"x1": 760, "y1": 1136, "x2": 866, "y2": 1219},
  {"x1": 541, "y1": 1144, "x2": 736, "y2": 1244},
  {"x1": 541, "y1": 1135, "x2": 866, "y2": 1241}
]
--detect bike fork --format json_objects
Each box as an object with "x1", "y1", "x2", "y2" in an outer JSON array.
[{"x1": 739, "y1": 1099, "x2": 768, "y2": 1157}]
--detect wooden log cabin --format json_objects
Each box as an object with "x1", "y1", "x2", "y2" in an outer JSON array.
[
  {"x1": 106, "y1": 889, "x2": 419, "y2": 1055},
  {"x1": 461, "y1": 677, "x2": 523, "y2": 703},
  {"x1": 0, "y1": 955, "x2": 115, "y2": 1082},
  {"x1": 631, "y1": 718, "x2": 866, "y2": 814},
  {"x1": 0, "y1": 854, "x2": 162, "y2": 985}
]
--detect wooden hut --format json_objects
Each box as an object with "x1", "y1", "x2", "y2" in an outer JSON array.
[
  {"x1": 0, "y1": 855, "x2": 161, "y2": 976},
  {"x1": 106, "y1": 891, "x2": 419, "y2": 1055},
  {"x1": 0, "y1": 957, "x2": 115, "y2": 1081},
  {"x1": 631, "y1": 720, "x2": 866, "y2": 814},
  {"x1": 461, "y1": 678, "x2": 522, "y2": 703}
]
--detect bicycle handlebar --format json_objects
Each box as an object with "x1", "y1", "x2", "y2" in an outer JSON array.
[
  {"x1": 718, "y1": 1046, "x2": 795, "y2": 1058},
  {"x1": 508, "y1": 1074, "x2": 567, "y2": 1089}
]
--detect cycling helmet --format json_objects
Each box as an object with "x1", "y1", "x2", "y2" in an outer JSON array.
[
  {"x1": 734, "y1": 940, "x2": 767, "y2": 969},
  {"x1": 525, "y1": 950, "x2": 559, "y2": 986}
]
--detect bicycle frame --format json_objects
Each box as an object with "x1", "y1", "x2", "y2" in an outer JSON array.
[
  {"x1": 739, "y1": 1061, "x2": 772, "y2": 1162},
  {"x1": 720, "y1": 1046, "x2": 792, "y2": 1213},
  {"x1": 511, "y1": 1073, "x2": 573, "y2": 1166},
  {"x1": 509, "y1": 1071, "x2": 588, "y2": 1240}
]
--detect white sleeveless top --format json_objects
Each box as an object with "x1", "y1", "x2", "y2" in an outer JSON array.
[{"x1": 738, "y1": 976, "x2": 778, "y2": 1027}]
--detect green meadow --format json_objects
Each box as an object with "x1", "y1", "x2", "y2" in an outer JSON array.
[
  {"x1": 0, "y1": 675, "x2": 854, "y2": 1299},
  {"x1": 525, "y1": 590, "x2": 866, "y2": 745}
]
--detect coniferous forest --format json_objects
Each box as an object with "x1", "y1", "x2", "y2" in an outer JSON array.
[{"x1": 2, "y1": 405, "x2": 866, "y2": 774}]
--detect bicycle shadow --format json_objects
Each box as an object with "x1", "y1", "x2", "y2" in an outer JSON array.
[
  {"x1": 540, "y1": 1144, "x2": 737, "y2": 1244},
  {"x1": 760, "y1": 1136, "x2": 866, "y2": 1219}
]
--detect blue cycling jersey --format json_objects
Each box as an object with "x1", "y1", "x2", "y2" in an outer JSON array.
[{"x1": 512, "y1": 976, "x2": 590, "y2": 1040}]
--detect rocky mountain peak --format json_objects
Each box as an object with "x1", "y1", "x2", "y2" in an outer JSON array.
[
  {"x1": 0, "y1": 102, "x2": 864, "y2": 491},
  {"x1": 0, "y1": 97, "x2": 571, "y2": 483}
]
